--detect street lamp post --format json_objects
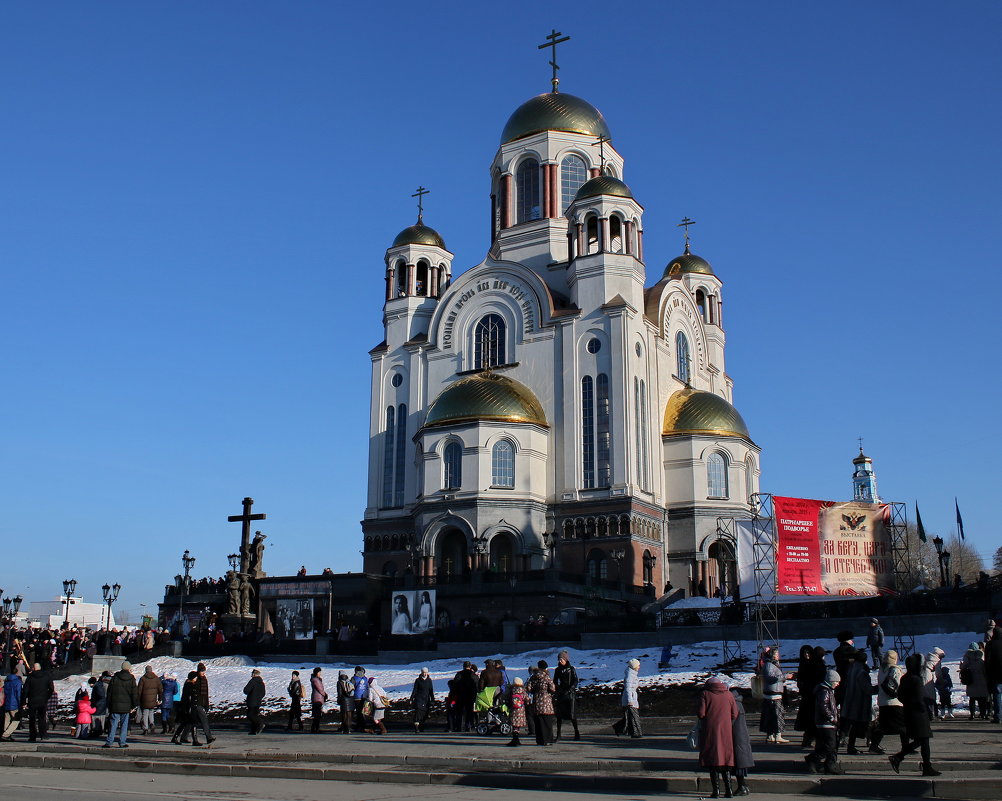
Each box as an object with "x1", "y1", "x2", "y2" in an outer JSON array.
[
  {"x1": 932, "y1": 536, "x2": 946, "y2": 587},
  {"x1": 2, "y1": 595, "x2": 24, "y2": 673},
  {"x1": 61, "y1": 579, "x2": 77, "y2": 629},
  {"x1": 179, "y1": 550, "x2": 196, "y2": 637},
  {"x1": 942, "y1": 551, "x2": 952, "y2": 588},
  {"x1": 102, "y1": 583, "x2": 121, "y2": 632}
]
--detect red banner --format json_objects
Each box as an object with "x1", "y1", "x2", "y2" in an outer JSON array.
[{"x1": 774, "y1": 496, "x2": 825, "y2": 594}]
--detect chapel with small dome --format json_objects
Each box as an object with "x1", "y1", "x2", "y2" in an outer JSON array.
[{"x1": 362, "y1": 47, "x2": 761, "y2": 622}]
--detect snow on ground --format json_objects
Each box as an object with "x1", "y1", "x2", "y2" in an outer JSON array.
[{"x1": 52, "y1": 630, "x2": 983, "y2": 716}]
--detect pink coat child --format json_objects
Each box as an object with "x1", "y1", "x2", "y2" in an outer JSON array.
[{"x1": 75, "y1": 685, "x2": 96, "y2": 739}]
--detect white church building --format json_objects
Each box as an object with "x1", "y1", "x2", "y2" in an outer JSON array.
[{"x1": 362, "y1": 77, "x2": 761, "y2": 620}]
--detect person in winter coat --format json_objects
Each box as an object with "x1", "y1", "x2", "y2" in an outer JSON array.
[
  {"x1": 366, "y1": 676, "x2": 388, "y2": 735},
  {"x1": 554, "y1": 650, "x2": 580, "y2": 741},
  {"x1": 74, "y1": 684, "x2": 96, "y2": 739},
  {"x1": 477, "y1": 660, "x2": 503, "y2": 691},
  {"x1": 137, "y1": 665, "x2": 163, "y2": 735},
  {"x1": 806, "y1": 669, "x2": 842, "y2": 775},
  {"x1": 920, "y1": 648, "x2": 945, "y2": 719},
  {"x1": 866, "y1": 619, "x2": 885, "y2": 669},
  {"x1": 336, "y1": 671, "x2": 354, "y2": 733},
  {"x1": 528, "y1": 660, "x2": 556, "y2": 746},
  {"x1": 90, "y1": 671, "x2": 110, "y2": 738},
  {"x1": 287, "y1": 671, "x2": 304, "y2": 731},
  {"x1": 160, "y1": 673, "x2": 178, "y2": 734},
  {"x1": 869, "y1": 649, "x2": 905, "y2": 754},
  {"x1": 506, "y1": 676, "x2": 528, "y2": 747},
  {"x1": 243, "y1": 669, "x2": 266, "y2": 735},
  {"x1": 2, "y1": 672, "x2": 22, "y2": 741},
  {"x1": 986, "y1": 628, "x2": 1002, "y2": 724},
  {"x1": 452, "y1": 662, "x2": 478, "y2": 732},
  {"x1": 935, "y1": 662, "x2": 954, "y2": 718},
  {"x1": 351, "y1": 666, "x2": 369, "y2": 732},
  {"x1": 104, "y1": 661, "x2": 138, "y2": 748},
  {"x1": 794, "y1": 645, "x2": 826, "y2": 749},
  {"x1": 410, "y1": 667, "x2": 435, "y2": 733},
  {"x1": 613, "y1": 658, "x2": 642, "y2": 738},
  {"x1": 184, "y1": 662, "x2": 214, "y2": 746},
  {"x1": 171, "y1": 671, "x2": 203, "y2": 746},
  {"x1": 961, "y1": 642, "x2": 989, "y2": 719},
  {"x1": 310, "y1": 667, "x2": 328, "y2": 733},
  {"x1": 889, "y1": 653, "x2": 940, "y2": 776},
  {"x1": 23, "y1": 663, "x2": 55, "y2": 742},
  {"x1": 839, "y1": 649, "x2": 876, "y2": 753},
  {"x1": 759, "y1": 648, "x2": 788, "y2": 743},
  {"x1": 729, "y1": 689, "x2": 754, "y2": 797},
  {"x1": 697, "y1": 676, "x2": 739, "y2": 798}
]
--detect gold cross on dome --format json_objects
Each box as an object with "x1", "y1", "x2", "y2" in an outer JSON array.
[
  {"x1": 677, "y1": 216, "x2": 696, "y2": 253},
  {"x1": 412, "y1": 186, "x2": 429, "y2": 223},
  {"x1": 538, "y1": 29, "x2": 570, "y2": 93}
]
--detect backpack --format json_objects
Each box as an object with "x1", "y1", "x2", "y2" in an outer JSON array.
[{"x1": 511, "y1": 692, "x2": 524, "y2": 710}]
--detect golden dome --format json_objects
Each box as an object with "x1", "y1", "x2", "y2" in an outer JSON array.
[
  {"x1": 663, "y1": 387, "x2": 751, "y2": 440},
  {"x1": 664, "y1": 250, "x2": 714, "y2": 278},
  {"x1": 501, "y1": 92, "x2": 611, "y2": 144},
  {"x1": 391, "y1": 222, "x2": 445, "y2": 249},
  {"x1": 424, "y1": 373, "x2": 548, "y2": 428}
]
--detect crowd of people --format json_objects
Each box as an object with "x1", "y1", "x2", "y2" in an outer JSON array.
[{"x1": 0, "y1": 624, "x2": 170, "y2": 674}]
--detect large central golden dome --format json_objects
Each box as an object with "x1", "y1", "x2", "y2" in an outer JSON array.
[
  {"x1": 424, "y1": 373, "x2": 547, "y2": 429},
  {"x1": 663, "y1": 387, "x2": 751, "y2": 440},
  {"x1": 501, "y1": 92, "x2": 611, "y2": 144}
]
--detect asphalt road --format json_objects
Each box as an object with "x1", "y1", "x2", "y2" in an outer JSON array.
[{"x1": 0, "y1": 766, "x2": 932, "y2": 801}]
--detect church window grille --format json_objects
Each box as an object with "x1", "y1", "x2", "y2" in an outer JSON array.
[
  {"x1": 676, "y1": 331, "x2": 691, "y2": 384},
  {"x1": 516, "y1": 158, "x2": 541, "y2": 223},
  {"x1": 394, "y1": 404, "x2": 407, "y2": 506},
  {"x1": 581, "y1": 376, "x2": 595, "y2": 488},
  {"x1": 560, "y1": 155, "x2": 588, "y2": 212},
  {"x1": 443, "y1": 442, "x2": 462, "y2": 490},
  {"x1": 382, "y1": 406, "x2": 395, "y2": 507},
  {"x1": 491, "y1": 439, "x2": 515, "y2": 488},
  {"x1": 707, "y1": 452, "x2": 728, "y2": 499},
  {"x1": 635, "y1": 378, "x2": 649, "y2": 491},
  {"x1": 391, "y1": 372, "x2": 403, "y2": 388},
  {"x1": 596, "y1": 373, "x2": 611, "y2": 486},
  {"x1": 609, "y1": 216, "x2": 624, "y2": 253},
  {"x1": 474, "y1": 313, "x2": 506, "y2": 370}
]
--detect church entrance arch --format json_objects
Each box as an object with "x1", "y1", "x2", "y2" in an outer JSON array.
[
  {"x1": 489, "y1": 533, "x2": 516, "y2": 575},
  {"x1": 706, "y1": 539, "x2": 737, "y2": 599},
  {"x1": 437, "y1": 527, "x2": 469, "y2": 582}
]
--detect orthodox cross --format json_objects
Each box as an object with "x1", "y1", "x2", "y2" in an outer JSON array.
[
  {"x1": 538, "y1": 29, "x2": 570, "y2": 93},
  {"x1": 677, "y1": 216, "x2": 696, "y2": 253},
  {"x1": 412, "y1": 185, "x2": 429, "y2": 223},
  {"x1": 227, "y1": 497, "x2": 266, "y2": 575},
  {"x1": 443, "y1": 556, "x2": 454, "y2": 575},
  {"x1": 594, "y1": 134, "x2": 611, "y2": 173},
  {"x1": 858, "y1": 436, "x2": 865, "y2": 454}
]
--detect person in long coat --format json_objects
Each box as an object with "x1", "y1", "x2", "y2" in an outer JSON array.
[
  {"x1": 137, "y1": 665, "x2": 163, "y2": 735},
  {"x1": 243, "y1": 669, "x2": 265, "y2": 735},
  {"x1": 889, "y1": 653, "x2": 940, "y2": 777},
  {"x1": 171, "y1": 671, "x2": 202, "y2": 746},
  {"x1": 553, "y1": 650, "x2": 580, "y2": 741},
  {"x1": 528, "y1": 660, "x2": 556, "y2": 746},
  {"x1": 698, "y1": 676, "x2": 739, "y2": 798},
  {"x1": 869, "y1": 649, "x2": 905, "y2": 754},
  {"x1": 839, "y1": 649, "x2": 876, "y2": 754},
  {"x1": 612, "y1": 658, "x2": 642, "y2": 738},
  {"x1": 758, "y1": 648, "x2": 787, "y2": 742},
  {"x1": 960, "y1": 642, "x2": 988, "y2": 719},
  {"x1": 310, "y1": 667, "x2": 328, "y2": 734},
  {"x1": 794, "y1": 645, "x2": 825, "y2": 749},
  {"x1": 505, "y1": 676, "x2": 528, "y2": 747},
  {"x1": 410, "y1": 667, "x2": 435, "y2": 733},
  {"x1": 730, "y1": 688, "x2": 754, "y2": 797}
]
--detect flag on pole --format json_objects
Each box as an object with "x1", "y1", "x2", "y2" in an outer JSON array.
[
  {"x1": 955, "y1": 498, "x2": 965, "y2": 541},
  {"x1": 915, "y1": 503, "x2": 927, "y2": 543}
]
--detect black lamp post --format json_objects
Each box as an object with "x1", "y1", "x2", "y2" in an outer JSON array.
[
  {"x1": 62, "y1": 578, "x2": 77, "y2": 629},
  {"x1": 102, "y1": 582, "x2": 121, "y2": 630},
  {"x1": 227, "y1": 553, "x2": 240, "y2": 572},
  {"x1": 179, "y1": 550, "x2": 196, "y2": 634},
  {"x1": 942, "y1": 551, "x2": 952, "y2": 587},
  {"x1": 2, "y1": 595, "x2": 23, "y2": 673},
  {"x1": 932, "y1": 536, "x2": 946, "y2": 587}
]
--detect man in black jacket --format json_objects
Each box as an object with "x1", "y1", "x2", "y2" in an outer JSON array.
[
  {"x1": 22, "y1": 663, "x2": 54, "y2": 742},
  {"x1": 243, "y1": 669, "x2": 265, "y2": 735},
  {"x1": 104, "y1": 662, "x2": 138, "y2": 748}
]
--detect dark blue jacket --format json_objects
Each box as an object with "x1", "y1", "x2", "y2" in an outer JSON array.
[
  {"x1": 161, "y1": 678, "x2": 179, "y2": 709},
  {"x1": 3, "y1": 674, "x2": 22, "y2": 711}
]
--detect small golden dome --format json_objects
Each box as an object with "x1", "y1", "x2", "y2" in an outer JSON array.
[
  {"x1": 665, "y1": 250, "x2": 714, "y2": 278},
  {"x1": 663, "y1": 387, "x2": 751, "y2": 440},
  {"x1": 424, "y1": 373, "x2": 548, "y2": 428},
  {"x1": 391, "y1": 222, "x2": 445, "y2": 249}
]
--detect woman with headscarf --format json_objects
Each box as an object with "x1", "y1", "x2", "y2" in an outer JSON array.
[
  {"x1": 612, "y1": 658, "x2": 642, "y2": 738},
  {"x1": 366, "y1": 676, "x2": 389, "y2": 735},
  {"x1": 869, "y1": 649, "x2": 905, "y2": 754},
  {"x1": 410, "y1": 667, "x2": 434, "y2": 733},
  {"x1": 840, "y1": 649, "x2": 876, "y2": 754},
  {"x1": 729, "y1": 688, "x2": 754, "y2": 796},
  {"x1": 505, "y1": 676, "x2": 528, "y2": 747},
  {"x1": 960, "y1": 642, "x2": 988, "y2": 720},
  {"x1": 698, "y1": 676, "x2": 739, "y2": 798},
  {"x1": 889, "y1": 653, "x2": 940, "y2": 776},
  {"x1": 793, "y1": 645, "x2": 825, "y2": 749},
  {"x1": 528, "y1": 659, "x2": 556, "y2": 746},
  {"x1": 759, "y1": 647, "x2": 788, "y2": 743}
]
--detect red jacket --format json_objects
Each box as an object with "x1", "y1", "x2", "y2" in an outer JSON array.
[{"x1": 76, "y1": 698, "x2": 96, "y2": 724}]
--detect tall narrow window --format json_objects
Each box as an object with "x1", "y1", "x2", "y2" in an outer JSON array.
[
  {"x1": 707, "y1": 452, "x2": 728, "y2": 498},
  {"x1": 560, "y1": 154, "x2": 588, "y2": 212},
  {"x1": 745, "y1": 455, "x2": 756, "y2": 503},
  {"x1": 676, "y1": 331, "x2": 691, "y2": 384},
  {"x1": 394, "y1": 404, "x2": 407, "y2": 506},
  {"x1": 635, "y1": 378, "x2": 649, "y2": 491},
  {"x1": 516, "y1": 159, "x2": 540, "y2": 223},
  {"x1": 382, "y1": 406, "x2": 395, "y2": 506},
  {"x1": 609, "y1": 216, "x2": 623, "y2": 253},
  {"x1": 581, "y1": 376, "x2": 595, "y2": 488},
  {"x1": 695, "y1": 289, "x2": 707, "y2": 322},
  {"x1": 596, "y1": 374, "x2": 611, "y2": 486},
  {"x1": 474, "y1": 313, "x2": 506, "y2": 369},
  {"x1": 443, "y1": 442, "x2": 462, "y2": 490},
  {"x1": 585, "y1": 215, "x2": 599, "y2": 254},
  {"x1": 491, "y1": 439, "x2": 515, "y2": 487}
]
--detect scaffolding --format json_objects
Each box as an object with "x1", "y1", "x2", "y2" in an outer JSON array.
[
  {"x1": 715, "y1": 516, "x2": 744, "y2": 667},
  {"x1": 749, "y1": 493, "x2": 778, "y2": 659},
  {"x1": 886, "y1": 501, "x2": 916, "y2": 659}
]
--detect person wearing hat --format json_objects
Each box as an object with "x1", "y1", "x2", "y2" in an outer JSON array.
[
  {"x1": 287, "y1": 670, "x2": 305, "y2": 731},
  {"x1": 410, "y1": 667, "x2": 435, "y2": 733},
  {"x1": 554, "y1": 650, "x2": 580, "y2": 741},
  {"x1": 806, "y1": 669, "x2": 843, "y2": 775},
  {"x1": 505, "y1": 676, "x2": 528, "y2": 747},
  {"x1": 243, "y1": 669, "x2": 266, "y2": 735},
  {"x1": 103, "y1": 661, "x2": 138, "y2": 748},
  {"x1": 866, "y1": 619, "x2": 885, "y2": 670},
  {"x1": 889, "y1": 653, "x2": 941, "y2": 776},
  {"x1": 160, "y1": 672, "x2": 179, "y2": 735},
  {"x1": 840, "y1": 649, "x2": 876, "y2": 754},
  {"x1": 2, "y1": 669, "x2": 23, "y2": 741},
  {"x1": 528, "y1": 660, "x2": 556, "y2": 746},
  {"x1": 697, "y1": 675, "x2": 739, "y2": 798},
  {"x1": 137, "y1": 665, "x2": 163, "y2": 735},
  {"x1": 74, "y1": 683, "x2": 96, "y2": 739},
  {"x1": 172, "y1": 671, "x2": 203, "y2": 746}
]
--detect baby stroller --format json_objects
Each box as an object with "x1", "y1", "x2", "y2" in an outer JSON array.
[{"x1": 474, "y1": 687, "x2": 512, "y2": 736}]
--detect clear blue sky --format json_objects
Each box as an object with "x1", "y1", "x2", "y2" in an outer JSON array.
[{"x1": 2, "y1": 1, "x2": 999, "y2": 620}]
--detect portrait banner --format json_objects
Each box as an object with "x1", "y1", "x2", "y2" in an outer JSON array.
[{"x1": 276, "y1": 598, "x2": 314, "y2": 640}]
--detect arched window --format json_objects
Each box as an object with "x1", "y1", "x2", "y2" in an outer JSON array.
[
  {"x1": 707, "y1": 452, "x2": 728, "y2": 498},
  {"x1": 394, "y1": 404, "x2": 407, "y2": 506},
  {"x1": 474, "y1": 313, "x2": 506, "y2": 369},
  {"x1": 382, "y1": 406, "x2": 395, "y2": 507},
  {"x1": 516, "y1": 158, "x2": 540, "y2": 223},
  {"x1": 634, "y1": 378, "x2": 649, "y2": 491},
  {"x1": 596, "y1": 373, "x2": 611, "y2": 486},
  {"x1": 695, "y1": 289, "x2": 707, "y2": 322},
  {"x1": 443, "y1": 442, "x2": 462, "y2": 490},
  {"x1": 489, "y1": 534, "x2": 515, "y2": 574},
  {"x1": 491, "y1": 439, "x2": 515, "y2": 487},
  {"x1": 415, "y1": 261, "x2": 429, "y2": 296},
  {"x1": 585, "y1": 215, "x2": 599, "y2": 254},
  {"x1": 396, "y1": 260, "x2": 406, "y2": 296},
  {"x1": 581, "y1": 376, "x2": 595, "y2": 488},
  {"x1": 676, "y1": 331, "x2": 691, "y2": 384},
  {"x1": 560, "y1": 154, "x2": 588, "y2": 212},
  {"x1": 745, "y1": 455, "x2": 756, "y2": 503},
  {"x1": 609, "y1": 216, "x2": 623, "y2": 253},
  {"x1": 587, "y1": 548, "x2": 608, "y2": 579},
  {"x1": 643, "y1": 550, "x2": 654, "y2": 585}
]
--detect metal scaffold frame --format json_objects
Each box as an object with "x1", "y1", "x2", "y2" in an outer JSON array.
[
  {"x1": 886, "y1": 501, "x2": 916, "y2": 659},
  {"x1": 750, "y1": 493, "x2": 778, "y2": 659},
  {"x1": 715, "y1": 516, "x2": 744, "y2": 667}
]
